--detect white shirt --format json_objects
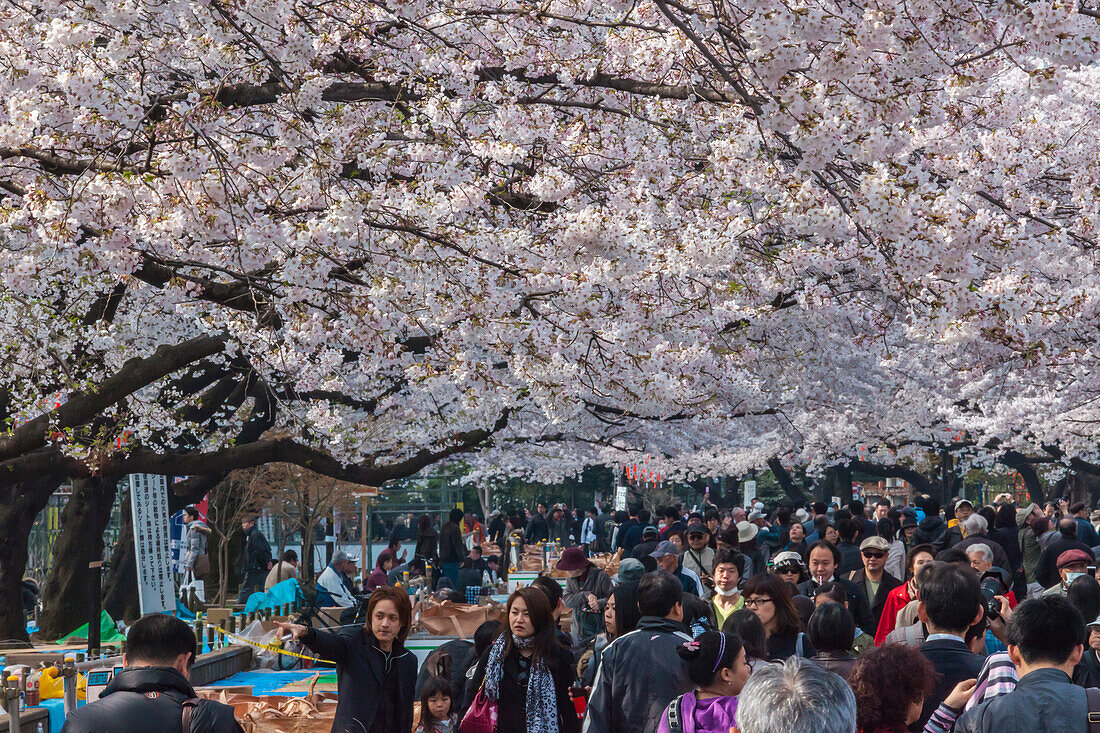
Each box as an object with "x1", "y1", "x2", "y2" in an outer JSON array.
[
  {"x1": 317, "y1": 565, "x2": 357, "y2": 607},
  {"x1": 580, "y1": 517, "x2": 597, "y2": 545}
]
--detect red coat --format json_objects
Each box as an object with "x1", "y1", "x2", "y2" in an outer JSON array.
[{"x1": 874, "y1": 582, "x2": 912, "y2": 645}]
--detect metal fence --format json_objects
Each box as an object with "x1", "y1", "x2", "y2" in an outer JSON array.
[{"x1": 25, "y1": 484, "x2": 125, "y2": 584}]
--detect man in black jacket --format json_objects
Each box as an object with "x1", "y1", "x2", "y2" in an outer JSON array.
[
  {"x1": 798, "y1": 540, "x2": 875, "y2": 632},
  {"x1": 526, "y1": 501, "x2": 550, "y2": 544},
  {"x1": 583, "y1": 571, "x2": 693, "y2": 733},
  {"x1": 61, "y1": 614, "x2": 242, "y2": 733},
  {"x1": 237, "y1": 517, "x2": 272, "y2": 604},
  {"x1": 1036, "y1": 517, "x2": 1095, "y2": 589},
  {"x1": 917, "y1": 562, "x2": 986, "y2": 728},
  {"x1": 438, "y1": 508, "x2": 466, "y2": 586}
]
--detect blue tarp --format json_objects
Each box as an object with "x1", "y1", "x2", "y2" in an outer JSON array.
[{"x1": 244, "y1": 578, "x2": 301, "y2": 613}]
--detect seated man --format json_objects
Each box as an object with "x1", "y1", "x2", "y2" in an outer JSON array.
[
  {"x1": 60, "y1": 614, "x2": 242, "y2": 733},
  {"x1": 316, "y1": 550, "x2": 360, "y2": 607},
  {"x1": 955, "y1": 595, "x2": 1087, "y2": 733},
  {"x1": 736, "y1": 657, "x2": 856, "y2": 733}
]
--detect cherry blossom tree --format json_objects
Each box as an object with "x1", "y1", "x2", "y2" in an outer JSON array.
[{"x1": 3, "y1": 0, "x2": 1100, "y2": 639}]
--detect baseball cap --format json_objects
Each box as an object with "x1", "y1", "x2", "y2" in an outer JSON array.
[
  {"x1": 1088, "y1": 614, "x2": 1100, "y2": 629},
  {"x1": 685, "y1": 522, "x2": 708, "y2": 537},
  {"x1": 331, "y1": 550, "x2": 359, "y2": 565},
  {"x1": 955, "y1": 499, "x2": 974, "y2": 511},
  {"x1": 617, "y1": 558, "x2": 645, "y2": 584},
  {"x1": 1057, "y1": 549, "x2": 1092, "y2": 569},
  {"x1": 650, "y1": 541, "x2": 680, "y2": 559},
  {"x1": 642, "y1": 525, "x2": 659, "y2": 538},
  {"x1": 859, "y1": 536, "x2": 890, "y2": 553}
]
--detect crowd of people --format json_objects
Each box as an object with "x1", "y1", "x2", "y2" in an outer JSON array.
[{"x1": 65, "y1": 492, "x2": 1100, "y2": 733}]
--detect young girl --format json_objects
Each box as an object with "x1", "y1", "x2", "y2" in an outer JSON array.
[
  {"x1": 417, "y1": 675, "x2": 457, "y2": 733},
  {"x1": 657, "y1": 631, "x2": 752, "y2": 733}
]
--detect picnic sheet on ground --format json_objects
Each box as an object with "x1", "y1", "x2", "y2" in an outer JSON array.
[{"x1": 200, "y1": 669, "x2": 339, "y2": 696}]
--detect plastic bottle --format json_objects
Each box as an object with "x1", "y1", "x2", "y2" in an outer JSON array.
[{"x1": 25, "y1": 666, "x2": 39, "y2": 707}]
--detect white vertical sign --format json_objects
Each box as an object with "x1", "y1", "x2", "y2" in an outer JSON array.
[
  {"x1": 743, "y1": 480, "x2": 757, "y2": 507},
  {"x1": 129, "y1": 474, "x2": 174, "y2": 614},
  {"x1": 614, "y1": 484, "x2": 628, "y2": 512}
]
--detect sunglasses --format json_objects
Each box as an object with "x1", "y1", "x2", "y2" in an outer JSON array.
[
  {"x1": 862, "y1": 550, "x2": 887, "y2": 559},
  {"x1": 774, "y1": 563, "x2": 802, "y2": 574}
]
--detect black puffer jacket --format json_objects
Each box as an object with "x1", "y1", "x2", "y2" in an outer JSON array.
[
  {"x1": 59, "y1": 667, "x2": 242, "y2": 733},
  {"x1": 582, "y1": 616, "x2": 694, "y2": 733}
]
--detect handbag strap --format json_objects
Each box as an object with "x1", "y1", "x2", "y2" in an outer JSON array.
[
  {"x1": 1086, "y1": 687, "x2": 1100, "y2": 733},
  {"x1": 181, "y1": 698, "x2": 200, "y2": 733}
]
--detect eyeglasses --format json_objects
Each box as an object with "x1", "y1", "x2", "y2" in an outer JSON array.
[
  {"x1": 744, "y1": 597, "x2": 774, "y2": 607},
  {"x1": 774, "y1": 564, "x2": 801, "y2": 574},
  {"x1": 862, "y1": 551, "x2": 887, "y2": 559}
]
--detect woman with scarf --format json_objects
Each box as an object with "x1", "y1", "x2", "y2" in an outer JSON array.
[
  {"x1": 657, "y1": 631, "x2": 751, "y2": 733},
  {"x1": 468, "y1": 586, "x2": 580, "y2": 733}
]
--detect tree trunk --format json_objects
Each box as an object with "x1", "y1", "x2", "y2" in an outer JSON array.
[
  {"x1": 0, "y1": 475, "x2": 65, "y2": 641},
  {"x1": 848, "y1": 460, "x2": 935, "y2": 497},
  {"x1": 38, "y1": 476, "x2": 119, "y2": 639},
  {"x1": 999, "y1": 452, "x2": 1045, "y2": 506},
  {"x1": 767, "y1": 458, "x2": 808, "y2": 504},
  {"x1": 102, "y1": 493, "x2": 140, "y2": 623}
]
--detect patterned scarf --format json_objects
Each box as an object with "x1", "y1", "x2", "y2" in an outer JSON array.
[{"x1": 484, "y1": 632, "x2": 559, "y2": 733}]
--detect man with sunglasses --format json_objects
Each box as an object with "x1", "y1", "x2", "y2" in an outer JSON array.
[{"x1": 847, "y1": 536, "x2": 903, "y2": 630}]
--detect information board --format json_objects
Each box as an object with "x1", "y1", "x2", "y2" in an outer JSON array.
[
  {"x1": 129, "y1": 473, "x2": 174, "y2": 614},
  {"x1": 614, "y1": 484, "x2": 628, "y2": 512}
]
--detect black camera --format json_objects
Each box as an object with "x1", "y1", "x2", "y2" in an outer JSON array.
[{"x1": 979, "y1": 568, "x2": 1010, "y2": 621}]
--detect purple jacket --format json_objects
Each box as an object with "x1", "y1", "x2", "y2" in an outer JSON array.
[{"x1": 657, "y1": 691, "x2": 739, "y2": 733}]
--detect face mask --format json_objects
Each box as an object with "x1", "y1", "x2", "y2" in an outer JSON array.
[
  {"x1": 1067, "y1": 572, "x2": 1086, "y2": 584},
  {"x1": 716, "y1": 585, "x2": 740, "y2": 597}
]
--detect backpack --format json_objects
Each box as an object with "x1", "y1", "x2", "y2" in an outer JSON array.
[
  {"x1": 665, "y1": 695, "x2": 685, "y2": 733},
  {"x1": 181, "y1": 698, "x2": 200, "y2": 733},
  {"x1": 1087, "y1": 688, "x2": 1100, "y2": 733}
]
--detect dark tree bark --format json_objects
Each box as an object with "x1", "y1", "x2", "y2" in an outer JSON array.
[
  {"x1": 999, "y1": 451, "x2": 1045, "y2": 505},
  {"x1": 848, "y1": 460, "x2": 935, "y2": 497},
  {"x1": 0, "y1": 474, "x2": 65, "y2": 641},
  {"x1": 37, "y1": 476, "x2": 119, "y2": 639},
  {"x1": 102, "y1": 494, "x2": 139, "y2": 624},
  {"x1": 767, "y1": 458, "x2": 807, "y2": 504}
]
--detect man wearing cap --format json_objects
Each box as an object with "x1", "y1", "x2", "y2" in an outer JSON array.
[
  {"x1": 1043, "y1": 549, "x2": 1092, "y2": 597},
  {"x1": 317, "y1": 550, "x2": 360, "y2": 607},
  {"x1": 900, "y1": 516, "x2": 919, "y2": 551},
  {"x1": 651, "y1": 541, "x2": 701, "y2": 596},
  {"x1": 560, "y1": 547, "x2": 614, "y2": 642},
  {"x1": 1016, "y1": 502, "x2": 1044, "y2": 595},
  {"x1": 616, "y1": 558, "x2": 645, "y2": 586},
  {"x1": 681, "y1": 522, "x2": 716, "y2": 594},
  {"x1": 847, "y1": 536, "x2": 903, "y2": 629},
  {"x1": 1074, "y1": 614, "x2": 1100, "y2": 687},
  {"x1": 487, "y1": 508, "x2": 506, "y2": 549},
  {"x1": 938, "y1": 499, "x2": 971, "y2": 549},
  {"x1": 631, "y1": 525, "x2": 661, "y2": 563}
]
